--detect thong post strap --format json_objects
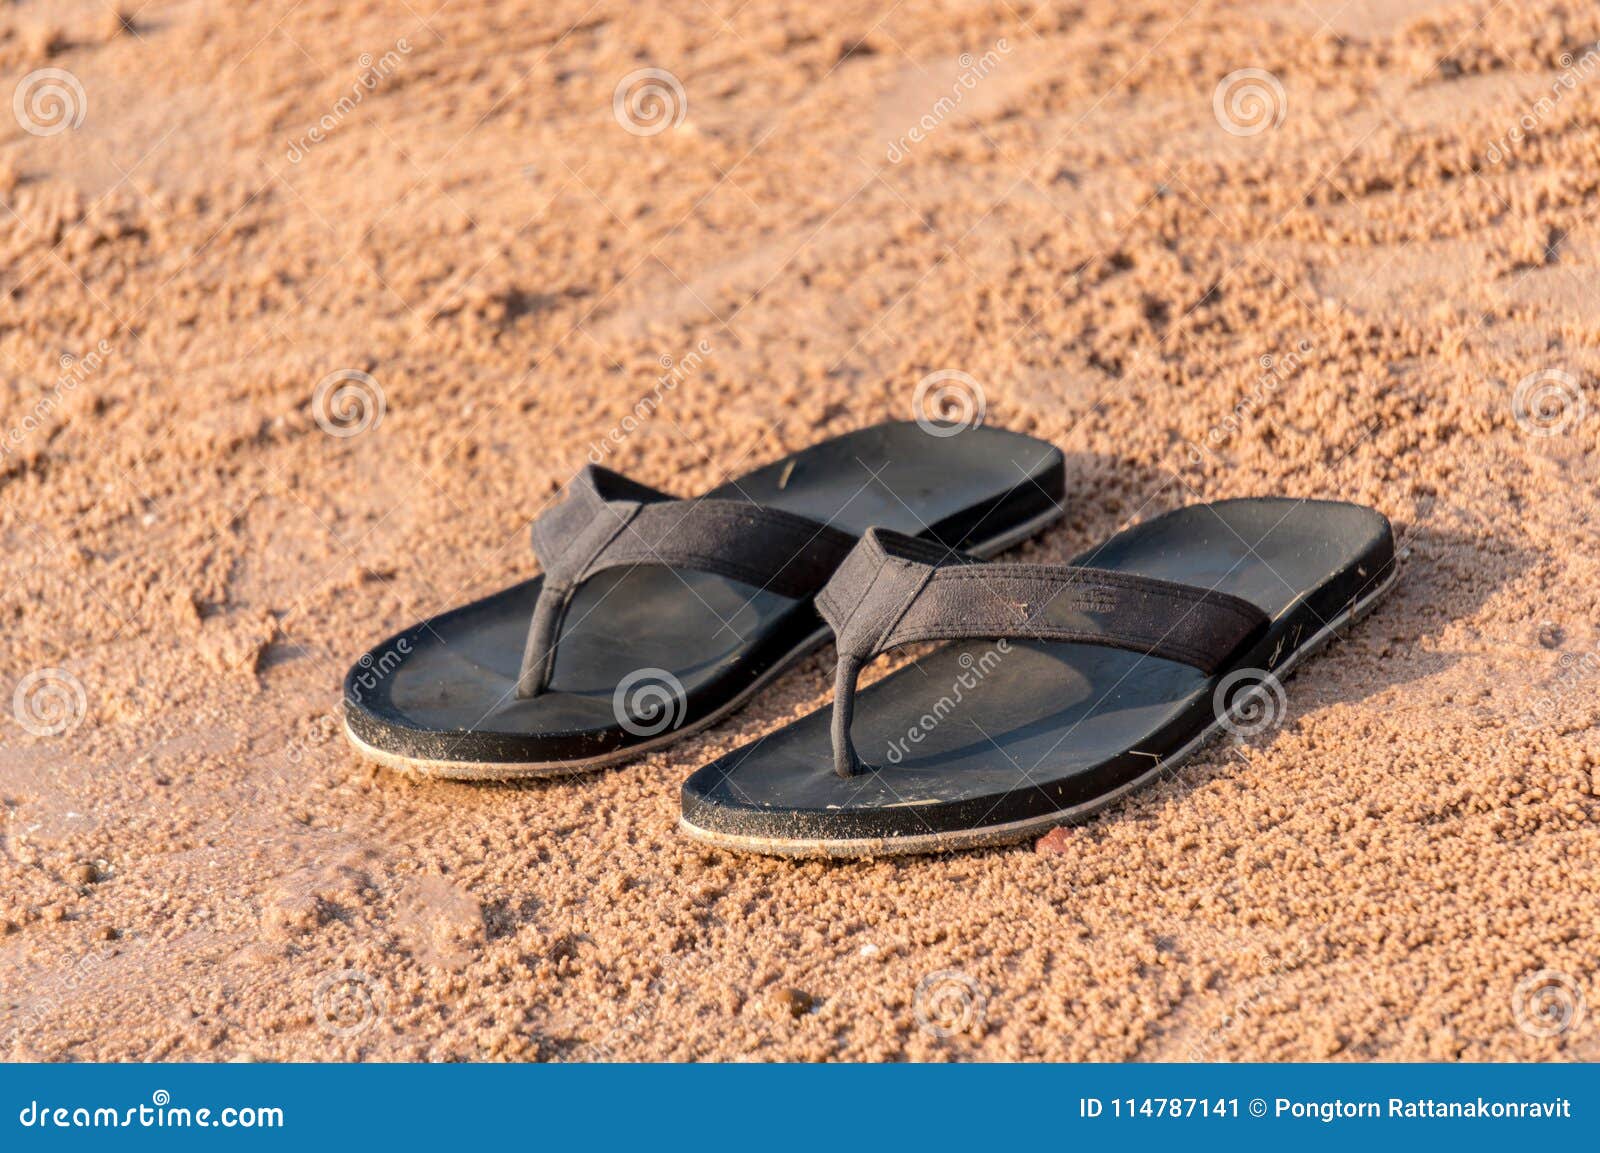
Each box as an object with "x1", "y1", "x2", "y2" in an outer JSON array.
[
  {"x1": 517, "y1": 465, "x2": 858, "y2": 698},
  {"x1": 813, "y1": 528, "x2": 1270, "y2": 777}
]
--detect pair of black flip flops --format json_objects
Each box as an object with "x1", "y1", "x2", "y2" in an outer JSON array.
[{"x1": 343, "y1": 422, "x2": 1397, "y2": 858}]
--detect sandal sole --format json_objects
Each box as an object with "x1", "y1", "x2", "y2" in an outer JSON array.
[{"x1": 678, "y1": 562, "x2": 1400, "y2": 857}]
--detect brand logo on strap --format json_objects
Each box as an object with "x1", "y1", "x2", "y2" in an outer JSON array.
[{"x1": 1057, "y1": 586, "x2": 1118, "y2": 615}]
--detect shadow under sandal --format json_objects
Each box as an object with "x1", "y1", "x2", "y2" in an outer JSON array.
[
  {"x1": 343, "y1": 422, "x2": 1065, "y2": 778},
  {"x1": 679, "y1": 498, "x2": 1398, "y2": 857}
]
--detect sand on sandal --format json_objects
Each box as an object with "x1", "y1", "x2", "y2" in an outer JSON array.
[{"x1": 2, "y1": 0, "x2": 1598, "y2": 1061}]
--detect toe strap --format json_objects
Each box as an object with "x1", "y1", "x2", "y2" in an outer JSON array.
[
  {"x1": 814, "y1": 528, "x2": 1270, "y2": 777},
  {"x1": 517, "y1": 465, "x2": 858, "y2": 698}
]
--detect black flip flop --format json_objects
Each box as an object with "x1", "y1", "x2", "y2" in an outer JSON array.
[
  {"x1": 343, "y1": 422, "x2": 1065, "y2": 778},
  {"x1": 679, "y1": 497, "x2": 1398, "y2": 857}
]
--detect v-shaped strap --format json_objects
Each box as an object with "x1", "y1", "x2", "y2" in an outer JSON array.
[
  {"x1": 813, "y1": 528, "x2": 1271, "y2": 777},
  {"x1": 516, "y1": 465, "x2": 859, "y2": 698}
]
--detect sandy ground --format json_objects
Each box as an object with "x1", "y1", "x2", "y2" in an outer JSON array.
[{"x1": 3, "y1": 0, "x2": 1599, "y2": 1062}]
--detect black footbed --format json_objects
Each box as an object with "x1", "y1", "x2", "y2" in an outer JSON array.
[
  {"x1": 679, "y1": 498, "x2": 1396, "y2": 852},
  {"x1": 344, "y1": 422, "x2": 1064, "y2": 768}
]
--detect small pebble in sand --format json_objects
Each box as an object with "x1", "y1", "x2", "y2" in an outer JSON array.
[
  {"x1": 859, "y1": 942, "x2": 880, "y2": 958},
  {"x1": 72, "y1": 862, "x2": 101, "y2": 885},
  {"x1": 1537, "y1": 622, "x2": 1564, "y2": 649},
  {"x1": 1035, "y1": 826, "x2": 1074, "y2": 855},
  {"x1": 98, "y1": 926, "x2": 117, "y2": 941},
  {"x1": 770, "y1": 987, "x2": 815, "y2": 1019}
]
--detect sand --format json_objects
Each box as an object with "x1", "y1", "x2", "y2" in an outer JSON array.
[{"x1": 2, "y1": 0, "x2": 1599, "y2": 1062}]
